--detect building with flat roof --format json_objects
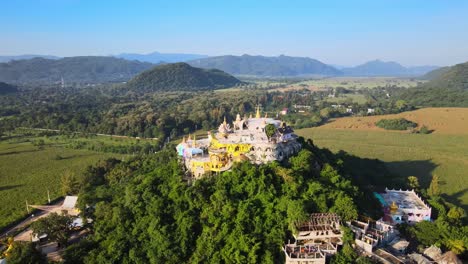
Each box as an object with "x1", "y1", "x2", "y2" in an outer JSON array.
[{"x1": 376, "y1": 188, "x2": 431, "y2": 224}]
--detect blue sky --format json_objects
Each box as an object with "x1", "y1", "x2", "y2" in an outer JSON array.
[{"x1": 2, "y1": 0, "x2": 468, "y2": 66}]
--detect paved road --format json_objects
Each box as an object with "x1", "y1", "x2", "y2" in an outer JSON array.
[{"x1": 0, "y1": 199, "x2": 63, "y2": 240}]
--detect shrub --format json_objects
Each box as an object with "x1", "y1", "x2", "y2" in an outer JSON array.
[
  {"x1": 375, "y1": 118, "x2": 417, "y2": 130},
  {"x1": 419, "y1": 125, "x2": 431, "y2": 134}
]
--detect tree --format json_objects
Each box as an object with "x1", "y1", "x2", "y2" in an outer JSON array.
[
  {"x1": 5, "y1": 241, "x2": 46, "y2": 264},
  {"x1": 61, "y1": 170, "x2": 81, "y2": 195},
  {"x1": 62, "y1": 239, "x2": 96, "y2": 264},
  {"x1": 447, "y1": 206, "x2": 466, "y2": 222},
  {"x1": 31, "y1": 213, "x2": 74, "y2": 248},
  {"x1": 202, "y1": 120, "x2": 211, "y2": 131},
  {"x1": 331, "y1": 243, "x2": 357, "y2": 264},
  {"x1": 395, "y1": 100, "x2": 408, "y2": 111},
  {"x1": 445, "y1": 239, "x2": 466, "y2": 255},
  {"x1": 419, "y1": 125, "x2": 431, "y2": 134},
  {"x1": 407, "y1": 176, "x2": 420, "y2": 190},
  {"x1": 331, "y1": 195, "x2": 358, "y2": 221},
  {"x1": 265, "y1": 124, "x2": 276, "y2": 138},
  {"x1": 427, "y1": 174, "x2": 441, "y2": 197}
]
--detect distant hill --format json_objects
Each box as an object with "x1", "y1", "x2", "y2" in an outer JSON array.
[
  {"x1": 342, "y1": 60, "x2": 439, "y2": 77},
  {"x1": 116, "y1": 52, "x2": 208, "y2": 63},
  {"x1": 398, "y1": 61, "x2": 468, "y2": 107},
  {"x1": 125, "y1": 62, "x2": 242, "y2": 92},
  {"x1": 419, "y1": 66, "x2": 451, "y2": 80},
  {"x1": 0, "y1": 56, "x2": 154, "y2": 84},
  {"x1": 188, "y1": 54, "x2": 342, "y2": 77},
  {"x1": 0, "y1": 82, "x2": 18, "y2": 94},
  {"x1": 0, "y1": 54, "x2": 60, "y2": 63}
]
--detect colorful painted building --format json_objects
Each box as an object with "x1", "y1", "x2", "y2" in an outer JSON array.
[{"x1": 176, "y1": 106, "x2": 301, "y2": 178}]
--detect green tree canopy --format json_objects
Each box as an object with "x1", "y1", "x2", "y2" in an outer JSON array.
[{"x1": 31, "y1": 213, "x2": 74, "y2": 247}]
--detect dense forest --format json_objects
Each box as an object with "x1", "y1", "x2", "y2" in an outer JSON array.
[
  {"x1": 0, "y1": 82, "x2": 18, "y2": 95},
  {"x1": 57, "y1": 139, "x2": 381, "y2": 263},
  {"x1": 125, "y1": 63, "x2": 242, "y2": 92},
  {"x1": 397, "y1": 61, "x2": 468, "y2": 107},
  {"x1": 0, "y1": 86, "x2": 329, "y2": 140}
]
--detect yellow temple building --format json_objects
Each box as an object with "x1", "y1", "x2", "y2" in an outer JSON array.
[{"x1": 176, "y1": 107, "x2": 301, "y2": 178}]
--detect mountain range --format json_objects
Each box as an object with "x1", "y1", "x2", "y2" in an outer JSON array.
[
  {"x1": 341, "y1": 60, "x2": 439, "y2": 77},
  {"x1": 115, "y1": 51, "x2": 208, "y2": 63},
  {"x1": 188, "y1": 54, "x2": 342, "y2": 77},
  {"x1": 125, "y1": 62, "x2": 242, "y2": 92},
  {"x1": 0, "y1": 53, "x2": 442, "y2": 84},
  {"x1": 0, "y1": 54, "x2": 60, "y2": 63},
  {"x1": 0, "y1": 56, "x2": 153, "y2": 85}
]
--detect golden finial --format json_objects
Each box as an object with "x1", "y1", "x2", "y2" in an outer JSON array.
[
  {"x1": 188, "y1": 134, "x2": 192, "y2": 140},
  {"x1": 193, "y1": 134, "x2": 196, "y2": 146},
  {"x1": 223, "y1": 116, "x2": 227, "y2": 125},
  {"x1": 182, "y1": 136, "x2": 186, "y2": 143},
  {"x1": 264, "y1": 112, "x2": 268, "y2": 118},
  {"x1": 249, "y1": 113, "x2": 252, "y2": 119},
  {"x1": 256, "y1": 105, "x2": 261, "y2": 118}
]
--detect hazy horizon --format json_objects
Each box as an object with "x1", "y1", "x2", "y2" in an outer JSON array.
[{"x1": 2, "y1": 0, "x2": 468, "y2": 66}]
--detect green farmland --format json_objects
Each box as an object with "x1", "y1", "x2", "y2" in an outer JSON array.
[
  {"x1": 296, "y1": 128, "x2": 468, "y2": 210},
  {"x1": 0, "y1": 136, "x2": 126, "y2": 230}
]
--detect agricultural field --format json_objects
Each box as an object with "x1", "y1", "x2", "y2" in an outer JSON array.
[
  {"x1": 296, "y1": 108, "x2": 468, "y2": 210},
  {"x1": 318, "y1": 107, "x2": 468, "y2": 134},
  {"x1": 268, "y1": 77, "x2": 422, "y2": 94},
  {"x1": 0, "y1": 134, "x2": 142, "y2": 231},
  {"x1": 297, "y1": 77, "x2": 424, "y2": 89}
]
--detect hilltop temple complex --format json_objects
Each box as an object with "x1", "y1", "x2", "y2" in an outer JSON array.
[{"x1": 176, "y1": 106, "x2": 301, "y2": 178}]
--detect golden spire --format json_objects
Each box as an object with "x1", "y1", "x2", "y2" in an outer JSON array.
[
  {"x1": 264, "y1": 112, "x2": 268, "y2": 118},
  {"x1": 256, "y1": 105, "x2": 261, "y2": 118},
  {"x1": 193, "y1": 134, "x2": 196, "y2": 146},
  {"x1": 182, "y1": 136, "x2": 186, "y2": 143},
  {"x1": 249, "y1": 113, "x2": 252, "y2": 119},
  {"x1": 188, "y1": 134, "x2": 192, "y2": 140},
  {"x1": 223, "y1": 116, "x2": 227, "y2": 125}
]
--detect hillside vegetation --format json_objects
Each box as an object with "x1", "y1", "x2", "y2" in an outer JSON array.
[
  {"x1": 375, "y1": 118, "x2": 417, "y2": 130},
  {"x1": 0, "y1": 82, "x2": 18, "y2": 94},
  {"x1": 188, "y1": 54, "x2": 341, "y2": 77},
  {"x1": 125, "y1": 62, "x2": 242, "y2": 92},
  {"x1": 0, "y1": 56, "x2": 153, "y2": 85},
  {"x1": 398, "y1": 61, "x2": 468, "y2": 107}
]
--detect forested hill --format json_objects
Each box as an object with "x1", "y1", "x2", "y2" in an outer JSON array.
[
  {"x1": 397, "y1": 61, "x2": 468, "y2": 106},
  {"x1": 419, "y1": 66, "x2": 451, "y2": 80},
  {"x1": 0, "y1": 82, "x2": 18, "y2": 94},
  {"x1": 125, "y1": 62, "x2": 242, "y2": 92},
  {"x1": 342, "y1": 60, "x2": 439, "y2": 76},
  {"x1": 188, "y1": 54, "x2": 342, "y2": 77},
  {"x1": 0, "y1": 56, "x2": 153, "y2": 85}
]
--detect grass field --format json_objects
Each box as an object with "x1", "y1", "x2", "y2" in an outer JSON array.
[
  {"x1": 297, "y1": 77, "x2": 423, "y2": 89},
  {"x1": 318, "y1": 108, "x2": 468, "y2": 134},
  {"x1": 296, "y1": 108, "x2": 468, "y2": 210},
  {"x1": 0, "y1": 137, "x2": 121, "y2": 230},
  {"x1": 268, "y1": 77, "x2": 423, "y2": 93}
]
